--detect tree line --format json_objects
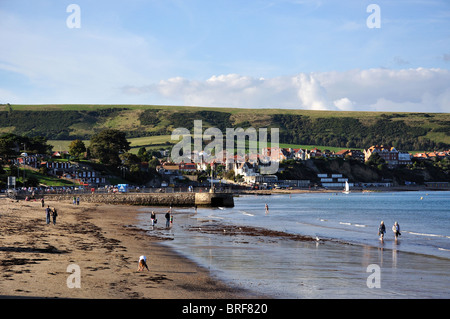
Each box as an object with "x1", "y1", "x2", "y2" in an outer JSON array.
[
  {"x1": 272, "y1": 114, "x2": 447, "y2": 151},
  {"x1": 140, "y1": 110, "x2": 449, "y2": 151},
  {"x1": 0, "y1": 129, "x2": 160, "y2": 187},
  {"x1": 0, "y1": 108, "x2": 125, "y2": 140}
]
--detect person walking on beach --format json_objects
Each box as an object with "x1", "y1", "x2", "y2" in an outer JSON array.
[
  {"x1": 265, "y1": 203, "x2": 269, "y2": 215},
  {"x1": 41, "y1": 197, "x2": 45, "y2": 208},
  {"x1": 378, "y1": 221, "x2": 386, "y2": 241},
  {"x1": 165, "y1": 210, "x2": 171, "y2": 228},
  {"x1": 45, "y1": 205, "x2": 51, "y2": 225},
  {"x1": 392, "y1": 221, "x2": 401, "y2": 241},
  {"x1": 52, "y1": 207, "x2": 58, "y2": 225},
  {"x1": 150, "y1": 211, "x2": 156, "y2": 228}
]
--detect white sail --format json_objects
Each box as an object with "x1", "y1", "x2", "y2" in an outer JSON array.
[{"x1": 343, "y1": 181, "x2": 350, "y2": 193}]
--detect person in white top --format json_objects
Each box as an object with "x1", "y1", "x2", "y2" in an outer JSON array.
[
  {"x1": 138, "y1": 255, "x2": 149, "y2": 271},
  {"x1": 392, "y1": 221, "x2": 401, "y2": 241}
]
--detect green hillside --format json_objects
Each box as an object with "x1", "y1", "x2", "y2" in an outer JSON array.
[{"x1": 1, "y1": 104, "x2": 449, "y2": 151}]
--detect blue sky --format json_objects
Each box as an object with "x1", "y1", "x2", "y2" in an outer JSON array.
[{"x1": 1, "y1": 0, "x2": 450, "y2": 112}]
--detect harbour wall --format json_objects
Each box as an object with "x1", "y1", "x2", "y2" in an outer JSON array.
[{"x1": 41, "y1": 192, "x2": 234, "y2": 207}]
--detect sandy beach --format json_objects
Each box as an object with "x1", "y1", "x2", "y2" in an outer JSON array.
[{"x1": 0, "y1": 195, "x2": 259, "y2": 299}]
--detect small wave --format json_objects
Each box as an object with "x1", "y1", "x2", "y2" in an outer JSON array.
[
  {"x1": 438, "y1": 248, "x2": 450, "y2": 252},
  {"x1": 339, "y1": 222, "x2": 367, "y2": 228},
  {"x1": 406, "y1": 231, "x2": 445, "y2": 238},
  {"x1": 241, "y1": 211, "x2": 255, "y2": 217}
]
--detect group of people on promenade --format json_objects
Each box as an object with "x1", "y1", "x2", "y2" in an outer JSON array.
[
  {"x1": 150, "y1": 207, "x2": 174, "y2": 229},
  {"x1": 378, "y1": 221, "x2": 401, "y2": 241}
]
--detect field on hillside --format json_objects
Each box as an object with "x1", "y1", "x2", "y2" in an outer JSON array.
[
  {"x1": 47, "y1": 135, "x2": 174, "y2": 154},
  {"x1": 47, "y1": 137, "x2": 352, "y2": 155}
]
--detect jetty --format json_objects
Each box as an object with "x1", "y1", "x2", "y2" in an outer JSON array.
[{"x1": 26, "y1": 191, "x2": 234, "y2": 208}]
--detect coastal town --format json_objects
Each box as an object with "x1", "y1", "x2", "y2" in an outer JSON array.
[{"x1": 4, "y1": 140, "x2": 450, "y2": 193}]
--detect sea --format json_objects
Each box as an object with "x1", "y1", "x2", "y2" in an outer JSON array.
[{"x1": 136, "y1": 191, "x2": 450, "y2": 298}]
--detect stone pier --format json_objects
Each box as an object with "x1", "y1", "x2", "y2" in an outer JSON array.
[{"x1": 42, "y1": 192, "x2": 234, "y2": 207}]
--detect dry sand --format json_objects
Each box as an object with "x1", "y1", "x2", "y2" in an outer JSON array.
[{"x1": 0, "y1": 195, "x2": 259, "y2": 299}]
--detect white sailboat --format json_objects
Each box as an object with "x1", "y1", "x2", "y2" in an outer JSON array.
[{"x1": 343, "y1": 181, "x2": 350, "y2": 194}]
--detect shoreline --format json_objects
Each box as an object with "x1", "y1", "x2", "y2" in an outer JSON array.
[{"x1": 0, "y1": 196, "x2": 262, "y2": 299}]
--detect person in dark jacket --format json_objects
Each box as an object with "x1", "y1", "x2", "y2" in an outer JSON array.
[
  {"x1": 52, "y1": 207, "x2": 58, "y2": 225},
  {"x1": 165, "y1": 211, "x2": 171, "y2": 228},
  {"x1": 378, "y1": 221, "x2": 386, "y2": 241},
  {"x1": 45, "y1": 205, "x2": 51, "y2": 225}
]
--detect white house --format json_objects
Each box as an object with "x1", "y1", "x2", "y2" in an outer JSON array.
[{"x1": 234, "y1": 162, "x2": 257, "y2": 177}]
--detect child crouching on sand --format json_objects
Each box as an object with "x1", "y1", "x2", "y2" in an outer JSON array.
[{"x1": 138, "y1": 255, "x2": 149, "y2": 271}]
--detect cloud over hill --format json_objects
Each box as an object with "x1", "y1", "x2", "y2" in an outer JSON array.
[{"x1": 124, "y1": 68, "x2": 450, "y2": 113}]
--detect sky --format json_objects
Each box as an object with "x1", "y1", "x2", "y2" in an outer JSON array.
[{"x1": 1, "y1": 0, "x2": 450, "y2": 112}]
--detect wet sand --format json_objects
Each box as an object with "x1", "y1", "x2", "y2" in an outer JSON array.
[
  {"x1": 151, "y1": 207, "x2": 450, "y2": 299},
  {"x1": 0, "y1": 196, "x2": 260, "y2": 299}
]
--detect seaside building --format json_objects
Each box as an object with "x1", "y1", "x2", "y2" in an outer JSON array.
[
  {"x1": 425, "y1": 181, "x2": 450, "y2": 188},
  {"x1": 37, "y1": 161, "x2": 107, "y2": 186},
  {"x1": 178, "y1": 162, "x2": 197, "y2": 173},
  {"x1": 413, "y1": 150, "x2": 450, "y2": 161},
  {"x1": 262, "y1": 147, "x2": 283, "y2": 162},
  {"x1": 398, "y1": 151, "x2": 413, "y2": 165},
  {"x1": 364, "y1": 145, "x2": 399, "y2": 167},
  {"x1": 334, "y1": 149, "x2": 365, "y2": 162},
  {"x1": 307, "y1": 148, "x2": 322, "y2": 159},
  {"x1": 233, "y1": 162, "x2": 257, "y2": 177},
  {"x1": 318, "y1": 173, "x2": 353, "y2": 188},
  {"x1": 293, "y1": 148, "x2": 307, "y2": 160},
  {"x1": 243, "y1": 174, "x2": 278, "y2": 185},
  {"x1": 276, "y1": 179, "x2": 310, "y2": 188}
]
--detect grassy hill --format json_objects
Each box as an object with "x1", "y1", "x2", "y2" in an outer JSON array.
[{"x1": 1, "y1": 104, "x2": 449, "y2": 151}]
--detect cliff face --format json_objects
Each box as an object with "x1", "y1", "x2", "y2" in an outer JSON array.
[
  {"x1": 327, "y1": 160, "x2": 381, "y2": 183},
  {"x1": 279, "y1": 159, "x2": 381, "y2": 183}
]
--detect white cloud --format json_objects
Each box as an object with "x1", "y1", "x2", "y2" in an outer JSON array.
[
  {"x1": 127, "y1": 68, "x2": 450, "y2": 112},
  {"x1": 293, "y1": 73, "x2": 332, "y2": 110},
  {"x1": 333, "y1": 97, "x2": 355, "y2": 111}
]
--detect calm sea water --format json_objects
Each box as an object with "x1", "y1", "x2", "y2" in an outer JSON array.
[{"x1": 137, "y1": 191, "x2": 450, "y2": 298}]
